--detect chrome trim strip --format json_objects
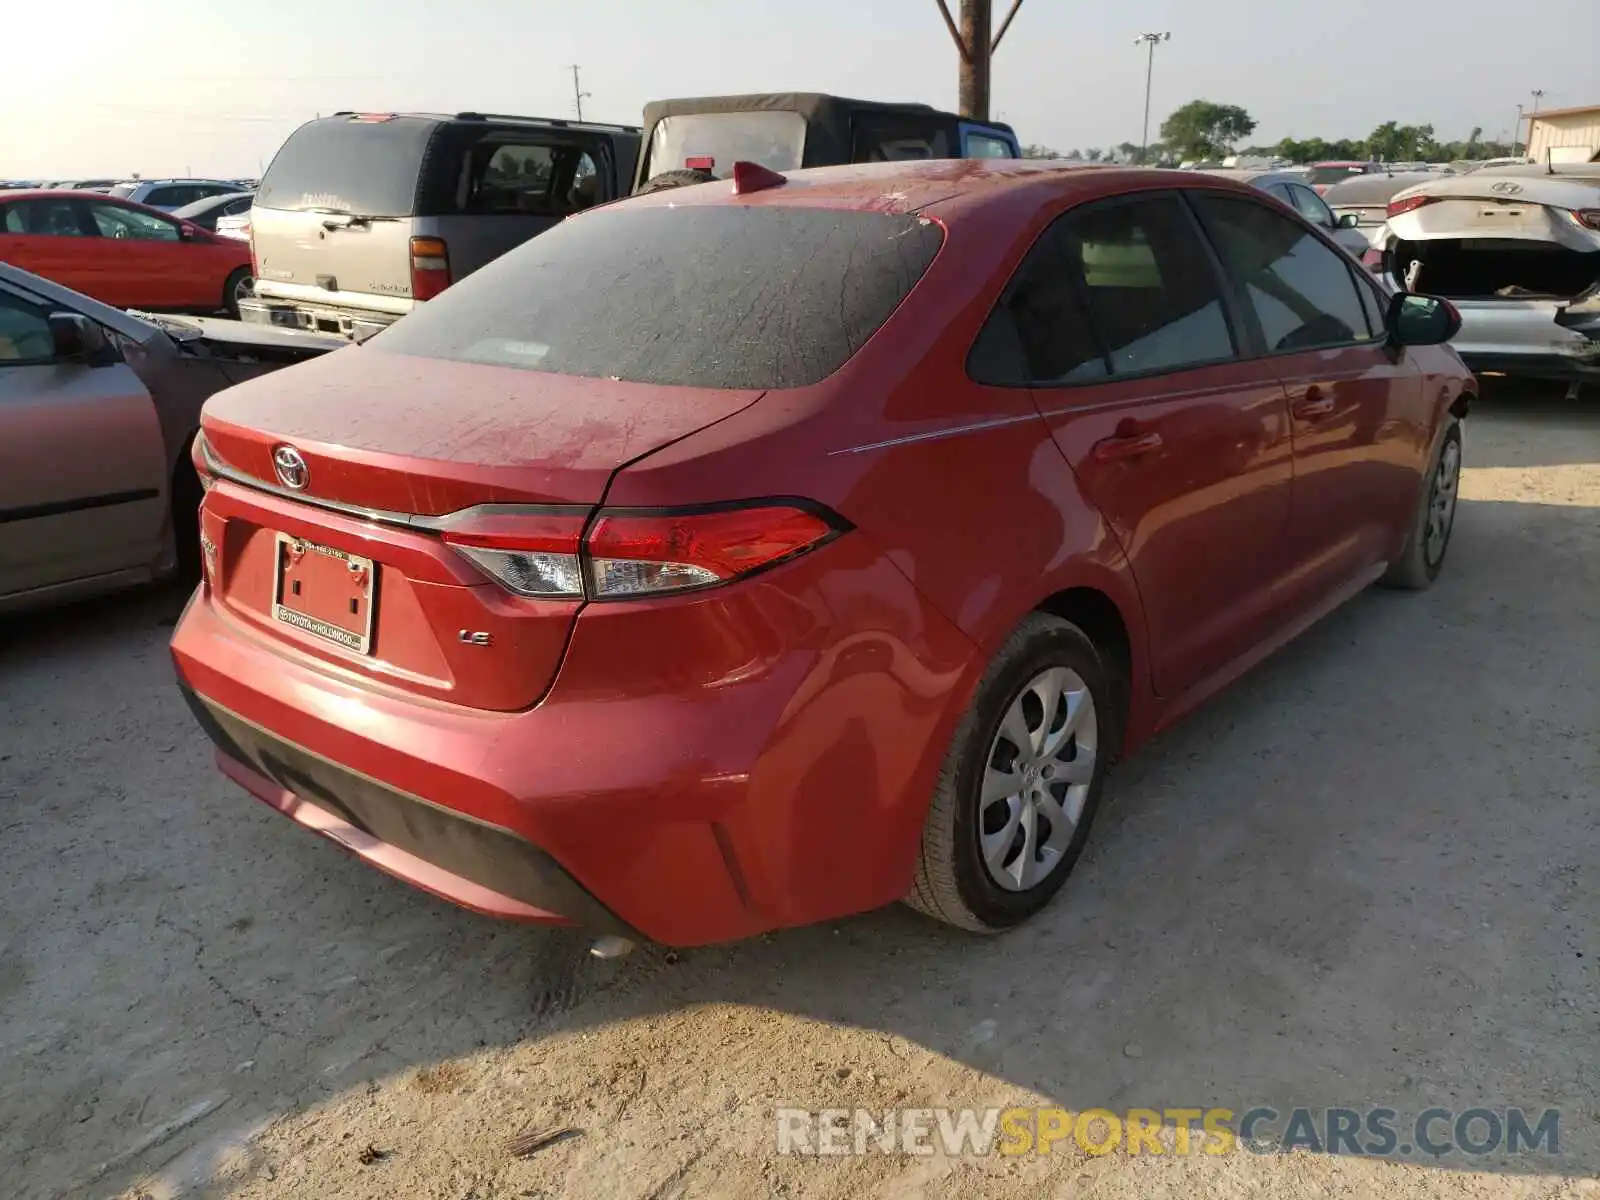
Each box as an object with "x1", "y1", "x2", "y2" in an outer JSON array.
[
  {"x1": 828, "y1": 412, "x2": 1042, "y2": 456},
  {"x1": 201, "y1": 439, "x2": 441, "y2": 530}
]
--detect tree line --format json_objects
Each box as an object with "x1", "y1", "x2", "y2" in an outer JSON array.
[{"x1": 1023, "y1": 100, "x2": 1519, "y2": 166}]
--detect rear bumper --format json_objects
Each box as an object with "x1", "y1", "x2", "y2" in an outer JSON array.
[
  {"x1": 238, "y1": 296, "x2": 399, "y2": 341},
  {"x1": 1449, "y1": 301, "x2": 1600, "y2": 381},
  {"x1": 181, "y1": 686, "x2": 635, "y2": 935},
  {"x1": 170, "y1": 531, "x2": 978, "y2": 946}
]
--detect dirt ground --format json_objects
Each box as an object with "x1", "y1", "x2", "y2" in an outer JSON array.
[{"x1": 2, "y1": 386, "x2": 1596, "y2": 1200}]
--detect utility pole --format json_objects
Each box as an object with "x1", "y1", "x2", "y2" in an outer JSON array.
[
  {"x1": 934, "y1": 0, "x2": 1027, "y2": 121},
  {"x1": 570, "y1": 64, "x2": 591, "y2": 123},
  {"x1": 1135, "y1": 32, "x2": 1172, "y2": 165},
  {"x1": 1514, "y1": 104, "x2": 1524, "y2": 156}
]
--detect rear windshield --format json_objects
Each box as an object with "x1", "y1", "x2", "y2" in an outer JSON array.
[
  {"x1": 108, "y1": 183, "x2": 137, "y2": 198},
  {"x1": 257, "y1": 117, "x2": 436, "y2": 217},
  {"x1": 371, "y1": 205, "x2": 944, "y2": 389},
  {"x1": 645, "y1": 112, "x2": 808, "y2": 180}
]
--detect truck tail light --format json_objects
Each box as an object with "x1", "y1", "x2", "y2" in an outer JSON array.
[
  {"x1": 441, "y1": 504, "x2": 845, "y2": 601},
  {"x1": 409, "y1": 236, "x2": 451, "y2": 300},
  {"x1": 1386, "y1": 194, "x2": 1436, "y2": 218}
]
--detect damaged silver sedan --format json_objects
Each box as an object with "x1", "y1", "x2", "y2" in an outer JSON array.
[{"x1": 1381, "y1": 165, "x2": 1600, "y2": 386}]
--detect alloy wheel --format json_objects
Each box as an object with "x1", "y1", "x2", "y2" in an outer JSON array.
[{"x1": 978, "y1": 666, "x2": 1098, "y2": 892}]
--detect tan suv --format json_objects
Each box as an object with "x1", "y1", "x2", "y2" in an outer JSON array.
[{"x1": 241, "y1": 111, "x2": 640, "y2": 339}]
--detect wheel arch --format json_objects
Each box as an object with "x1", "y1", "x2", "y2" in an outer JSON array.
[{"x1": 1034, "y1": 585, "x2": 1134, "y2": 759}]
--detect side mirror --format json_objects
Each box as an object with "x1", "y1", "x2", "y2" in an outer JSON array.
[
  {"x1": 1338, "y1": 211, "x2": 1362, "y2": 229},
  {"x1": 1386, "y1": 293, "x2": 1461, "y2": 347},
  {"x1": 47, "y1": 312, "x2": 114, "y2": 365}
]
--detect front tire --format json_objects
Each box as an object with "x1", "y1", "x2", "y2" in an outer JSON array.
[
  {"x1": 906, "y1": 613, "x2": 1116, "y2": 932},
  {"x1": 1382, "y1": 418, "x2": 1462, "y2": 590}
]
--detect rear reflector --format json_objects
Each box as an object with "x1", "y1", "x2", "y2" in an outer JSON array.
[
  {"x1": 1386, "y1": 193, "x2": 1435, "y2": 218},
  {"x1": 409, "y1": 236, "x2": 451, "y2": 300},
  {"x1": 684, "y1": 156, "x2": 715, "y2": 170},
  {"x1": 441, "y1": 503, "x2": 843, "y2": 601}
]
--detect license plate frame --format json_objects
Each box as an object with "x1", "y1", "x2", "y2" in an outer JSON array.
[{"x1": 271, "y1": 533, "x2": 377, "y2": 655}]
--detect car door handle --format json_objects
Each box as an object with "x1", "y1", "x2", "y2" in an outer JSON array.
[
  {"x1": 1292, "y1": 388, "x2": 1336, "y2": 420},
  {"x1": 1092, "y1": 431, "x2": 1163, "y2": 462}
]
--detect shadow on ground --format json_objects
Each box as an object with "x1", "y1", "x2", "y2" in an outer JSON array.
[{"x1": 1, "y1": 485, "x2": 1595, "y2": 1198}]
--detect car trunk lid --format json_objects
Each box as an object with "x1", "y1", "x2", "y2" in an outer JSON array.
[{"x1": 197, "y1": 347, "x2": 764, "y2": 710}]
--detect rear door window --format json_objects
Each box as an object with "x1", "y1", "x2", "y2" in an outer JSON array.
[
  {"x1": 3, "y1": 199, "x2": 89, "y2": 236},
  {"x1": 1193, "y1": 194, "x2": 1376, "y2": 353},
  {"x1": 257, "y1": 116, "x2": 437, "y2": 217},
  {"x1": 453, "y1": 139, "x2": 601, "y2": 216},
  {"x1": 971, "y1": 194, "x2": 1238, "y2": 384},
  {"x1": 852, "y1": 118, "x2": 951, "y2": 162},
  {"x1": 964, "y1": 130, "x2": 1016, "y2": 158},
  {"x1": 372, "y1": 205, "x2": 944, "y2": 389}
]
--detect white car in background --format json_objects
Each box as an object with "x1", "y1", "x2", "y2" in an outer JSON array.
[{"x1": 1381, "y1": 165, "x2": 1600, "y2": 386}]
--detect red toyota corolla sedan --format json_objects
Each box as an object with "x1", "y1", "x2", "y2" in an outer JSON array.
[
  {"x1": 0, "y1": 190, "x2": 253, "y2": 315},
  {"x1": 171, "y1": 159, "x2": 1473, "y2": 947}
]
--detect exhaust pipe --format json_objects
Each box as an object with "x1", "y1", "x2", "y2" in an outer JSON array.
[{"x1": 589, "y1": 935, "x2": 636, "y2": 960}]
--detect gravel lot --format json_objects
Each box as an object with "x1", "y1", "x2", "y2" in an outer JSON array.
[{"x1": 2, "y1": 386, "x2": 1596, "y2": 1200}]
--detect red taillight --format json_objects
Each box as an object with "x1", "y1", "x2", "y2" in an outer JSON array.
[
  {"x1": 409, "y1": 236, "x2": 451, "y2": 300},
  {"x1": 1387, "y1": 193, "x2": 1435, "y2": 218},
  {"x1": 1574, "y1": 209, "x2": 1600, "y2": 231},
  {"x1": 441, "y1": 511, "x2": 585, "y2": 598},
  {"x1": 191, "y1": 430, "x2": 215, "y2": 491},
  {"x1": 441, "y1": 504, "x2": 841, "y2": 600},
  {"x1": 587, "y1": 505, "x2": 834, "y2": 597},
  {"x1": 684, "y1": 156, "x2": 715, "y2": 170},
  {"x1": 1362, "y1": 247, "x2": 1384, "y2": 270}
]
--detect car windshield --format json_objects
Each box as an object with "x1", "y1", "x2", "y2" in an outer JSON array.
[
  {"x1": 256, "y1": 117, "x2": 436, "y2": 217},
  {"x1": 645, "y1": 112, "x2": 809, "y2": 180},
  {"x1": 371, "y1": 204, "x2": 945, "y2": 389}
]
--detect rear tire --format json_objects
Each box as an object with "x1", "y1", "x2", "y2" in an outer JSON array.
[
  {"x1": 223, "y1": 267, "x2": 252, "y2": 319},
  {"x1": 906, "y1": 613, "x2": 1116, "y2": 932},
  {"x1": 1381, "y1": 418, "x2": 1462, "y2": 590}
]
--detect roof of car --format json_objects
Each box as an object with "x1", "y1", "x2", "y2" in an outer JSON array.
[
  {"x1": 616, "y1": 158, "x2": 1250, "y2": 221},
  {"x1": 641, "y1": 92, "x2": 1014, "y2": 134}
]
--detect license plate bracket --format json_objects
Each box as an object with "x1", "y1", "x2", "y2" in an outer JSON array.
[{"x1": 272, "y1": 533, "x2": 377, "y2": 654}]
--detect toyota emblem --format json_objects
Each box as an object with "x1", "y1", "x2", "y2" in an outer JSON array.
[
  {"x1": 1489, "y1": 180, "x2": 1524, "y2": 195},
  {"x1": 273, "y1": 445, "x2": 309, "y2": 491}
]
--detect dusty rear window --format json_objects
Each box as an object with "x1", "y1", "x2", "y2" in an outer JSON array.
[
  {"x1": 371, "y1": 205, "x2": 945, "y2": 389},
  {"x1": 257, "y1": 117, "x2": 437, "y2": 217}
]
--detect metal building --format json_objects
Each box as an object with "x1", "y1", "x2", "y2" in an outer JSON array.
[{"x1": 1525, "y1": 104, "x2": 1600, "y2": 164}]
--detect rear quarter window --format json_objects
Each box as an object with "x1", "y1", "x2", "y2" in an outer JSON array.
[
  {"x1": 257, "y1": 117, "x2": 438, "y2": 217},
  {"x1": 372, "y1": 205, "x2": 945, "y2": 389}
]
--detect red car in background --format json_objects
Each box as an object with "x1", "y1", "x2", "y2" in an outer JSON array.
[
  {"x1": 171, "y1": 160, "x2": 1473, "y2": 948},
  {"x1": 0, "y1": 190, "x2": 252, "y2": 315}
]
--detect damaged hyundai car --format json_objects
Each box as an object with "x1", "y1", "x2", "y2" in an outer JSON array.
[{"x1": 1382, "y1": 164, "x2": 1600, "y2": 385}]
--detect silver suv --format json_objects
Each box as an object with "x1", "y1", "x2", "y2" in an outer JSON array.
[{"x1": 241, "y1": 111, "x2": 640, "y2": 340}]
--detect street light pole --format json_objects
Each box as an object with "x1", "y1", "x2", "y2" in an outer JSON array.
[
  {"x1": 1514, "y1": 104, "x2": 1524, "y2": 156},
  {"x1": 1134, "y1": 32, "x2": 1171, "y2": 165},
  {"x1": 570, "y1": 64, "x2": 591, "y2": 123}
]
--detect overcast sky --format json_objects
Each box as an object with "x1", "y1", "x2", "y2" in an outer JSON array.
[{"x1": 5, "y1": 0, "x2": 1596, "y2": 177}]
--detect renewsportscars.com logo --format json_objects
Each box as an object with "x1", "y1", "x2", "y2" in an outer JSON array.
[{"x1": 776, "y1": 1106, "x2": 1561, "y2": 1159}]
